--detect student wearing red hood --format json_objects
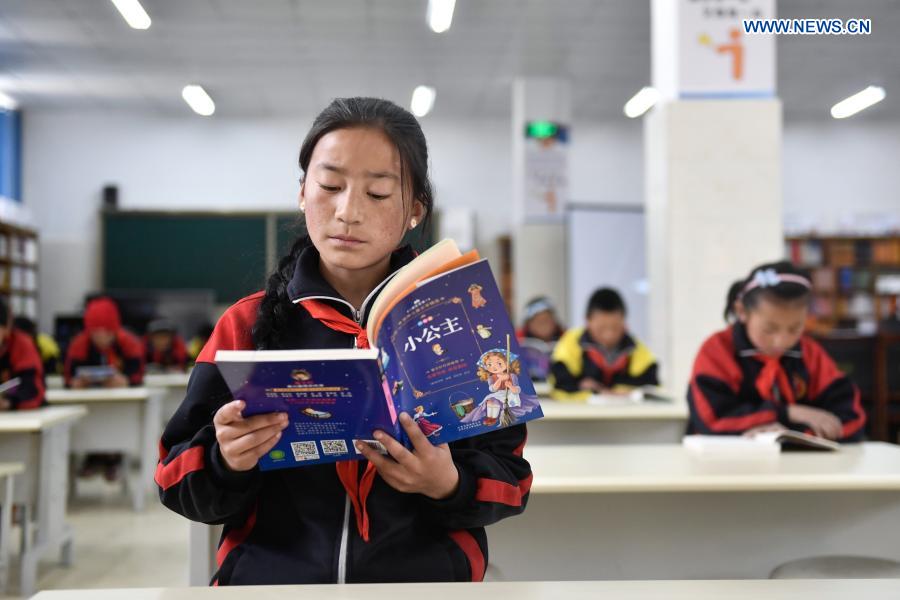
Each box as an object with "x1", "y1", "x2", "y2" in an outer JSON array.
[{"x1": 64, "y1": 297, "x2": 145, "y2": 389}]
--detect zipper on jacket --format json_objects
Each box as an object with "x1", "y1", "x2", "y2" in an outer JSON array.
[
  {"x1": 291, "y1": 267, "x2": 401, "y2": 328},
  {"x1": 337, "y1": 495, "x2": 351, "y2": 583}
]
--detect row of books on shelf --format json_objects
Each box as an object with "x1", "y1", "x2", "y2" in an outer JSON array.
[
  {"x1": 787, "y1": 238, "x2": 900, "y2": 268},
  {"x1": 0, "y1": 235, "x2": 38, "y2": 264},
  {"x1": 0, "y1": 267, "x2": 38, "y2": 292},
  {"x1": 811, "y1": 293, "x2": 896, "y2": 321},
  {"x1": 811, "y1": 267, "x2": 900, "y2": 295},
  {"x1": 5, "y1": 294, "x2": 37, "y2": 319}
]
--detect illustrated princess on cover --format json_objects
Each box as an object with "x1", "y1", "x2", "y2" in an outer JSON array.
[{"x1": 462, "y1": 341, "x2": 541, "y2": 428}]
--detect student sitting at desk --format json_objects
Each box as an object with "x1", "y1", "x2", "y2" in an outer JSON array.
[
  {"x1": 516, "y1": 296, "x2": 565, "y2": 382},
  {"x1": 64, "y1": 297, "x2": 144, "y2": 389},
  {"x1": 549, "y1": 287, "x2": 659, "y2": 401},
  {"x1": 144, "y1": 319, "x2": 188, "y2": 372},
  {"x1": 0, "y1": 298, "x2": 46, "y2": 410},
  {"x1": 687, "y1": 261, "x2": 866, "y2": 441},
  {"x1": 13, "y1": 315, "x2": 61, "y2": 376}
]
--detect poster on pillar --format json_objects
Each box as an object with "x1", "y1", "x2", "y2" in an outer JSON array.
[
  {"x1": 523, "y1": 121, "x2": 568, "y2": 223},
  {"x1": 655, "y1": 0, "x2": 775, "y2": 98}
]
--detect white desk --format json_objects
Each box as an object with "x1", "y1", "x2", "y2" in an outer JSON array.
[
  {"x1": 0, "y1": 406, "x2": 85, "y2": 597},
  {"x1": 28, "y1": 579, "x2": 900, "y2": 599},
  {"x1": 529, "y1": 398, "x2": 688, "y2": 444},
  {"x1": 187, "y1": 442, "x2": 900, "y2": 585},
  {"x1": 45, "y1": 375, "x2": 63, "y2": 390},
  {"x1": 145, "y1": 371, "x2": 192, "y2": 426},
  {"x1": 46, "y1": 388, "x2": 163, "y2": 512},
  {"x1": 487, "y1": 442, "x2": 900, "y2": 581}
]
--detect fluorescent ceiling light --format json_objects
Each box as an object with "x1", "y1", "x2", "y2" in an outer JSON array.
[
  {"x1": 623, "y1": 87, "x2": 660, "y2": 118},
  {"x1": 411, "y1": 86, "x2": 436, "y2": 117},
  {"x1": 0, "y1": 91, "x2": 17, "y2": 111},
  {"x1": 428, "y1": 0, "x2": 456, "y2": 33},
  {"x1": 110, "y1": 0, "x2": 151, "y2": 30},
  {"x1": 182, "y1": 85, "x2": 215, "y2": 116},
  {"x1": 830, "y1": 85, "x2": 885, "y2": 119}
]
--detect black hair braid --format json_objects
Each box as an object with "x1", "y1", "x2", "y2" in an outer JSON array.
[{"x1": 252, "y1": 235, "x2": 311, "y2": 350}]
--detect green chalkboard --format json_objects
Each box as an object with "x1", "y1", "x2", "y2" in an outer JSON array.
[{"x1": 103, "y1": 212, "x2": 268, "y2": 304}]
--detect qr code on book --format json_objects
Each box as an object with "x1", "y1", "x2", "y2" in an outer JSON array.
[
  {"x1": 353, "y1": 439, "x2": 388, "y2": 455},
  {"x1": 290, "y1": 441, "x2": 320, "y2": 462},
  {"x1": 321, "y1": 439, "x2": 349, "y2": 456}
]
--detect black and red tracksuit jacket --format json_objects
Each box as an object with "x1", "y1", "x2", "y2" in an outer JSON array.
[
  {"x1": 687, "y1": 323, "x2": 866, "y2": 441},
  {"x1": 156, "y1": 245, "x2": 532, "y2": 586},
  {"x1": 144, "y1": 334, "x2": 188, "y2": 371},
  {"x1": 0, "y1": 328, "x2": 46, "y2": 410},
  {"x1": 63, "y1": 329, "x2": 145, "y2": 386}
]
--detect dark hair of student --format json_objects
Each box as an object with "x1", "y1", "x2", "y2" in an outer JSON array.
[
  {"x1": 724, "y1": 260, "x2": 812, "y2": 322},
  {"x1": 586, "y1": 288, "x2": 627, "y2": 318},
  {"x1": 13, "y1": 316, "x2": 36, "y2": 338},
  {"x1": 253, "y1": 97, "x2": 435, "y2": 350}
]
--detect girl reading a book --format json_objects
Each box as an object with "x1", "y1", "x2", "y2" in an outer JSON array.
[
  {"x1": 687, "y1": 261, "x2": 866, "y2": 441},
  {"x1": 157, "y1": 97, "x2": 532, "y2": 586}
]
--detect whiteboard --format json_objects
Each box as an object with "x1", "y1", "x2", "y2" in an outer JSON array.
[{"x1": 566, "y1": 205, "x2": 648, "y2": 342}]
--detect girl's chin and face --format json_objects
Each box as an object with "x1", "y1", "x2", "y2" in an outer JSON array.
[{"x1": 301, "y1": 126, "x2": 423, "y2": 274}]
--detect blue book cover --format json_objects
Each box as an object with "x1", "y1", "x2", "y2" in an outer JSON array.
[{"x1": 215, "y1": 258, "x2": 543, "y2": 470}]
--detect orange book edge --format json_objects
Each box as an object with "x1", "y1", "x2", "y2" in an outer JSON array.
[{"x1": 371, "y1": 249, "x2": 481, "y2": 342}]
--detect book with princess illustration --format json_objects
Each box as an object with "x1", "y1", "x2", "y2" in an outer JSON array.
[{"x1": 215, "y1": 239, "x2": 544, "y2": 470}]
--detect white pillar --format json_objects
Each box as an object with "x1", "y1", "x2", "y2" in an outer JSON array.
[
  {"x1": 647, "y1": 0, "x2": 782, "y2": 393},
  {"x1": 511, "y1": 78, "x2": 571, "y2": 323}
]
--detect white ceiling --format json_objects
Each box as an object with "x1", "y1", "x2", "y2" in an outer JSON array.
[{"x1": 0, "y1": 0, "x2": 898, "y2": 121}]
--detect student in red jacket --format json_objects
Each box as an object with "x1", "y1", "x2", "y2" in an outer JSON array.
[
  {"x1": 144, "y1": 319, "x2": 188, "y2": 372},
  {"x1": 65, "y1": 296, "x2": 145, "y2": 480},
  {"x1": 688, "y1": 261, "x2": 866, "y2": 441},
  {"x1": 64, "y1": 297, "x2": 144, "y2": 389},
  {"x1": 0, "y1": 297, "x2": 46, "y2": 410},
  {"x1": 156, "y1": 98, "x2": 532, "y2": 586}
]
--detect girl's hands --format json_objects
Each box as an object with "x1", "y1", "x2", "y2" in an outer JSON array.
[
  {"x1": 787, "y1": 405, "x2": 843, "y2": 440},
  {"x1": 357, "y1": 413, "x2": 459, "y2": 500},
  {"x1": 214, "y1": 400, "x2": 289, "y2": 472}
]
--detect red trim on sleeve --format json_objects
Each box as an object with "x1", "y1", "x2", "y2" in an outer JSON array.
[
  {"x1": 197, "y1": 292, "x2": 264, "y2": 363},
  {"x1": 216, "y1": 506, "x2": 258, "y2": 567},
  {"x1": 7, "y1": 329, "x2": 45, "y2": 409},
  {"x1": 154, "y1": 445, "x2": 205, "y2": 490},
  {"x1": 841, "y1": 386, "x2": 867, "y2": 438},
  {"x1": 448, "y1": 530, "x2": 485, "y2": 582},
  {"x1": 474, "y1": 473, "x2": 533, "y2": 507}
]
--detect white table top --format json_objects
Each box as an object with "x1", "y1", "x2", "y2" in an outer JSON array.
[
  {"x1": 0, "y1": 405, "x2": 87, "y2": 432},
  {"x1": 145, "y1": 372, "x2": 192, "y2": 388},
  {"x1": 28, "y1": 579, "x2": 900, "y2": 600},
  {"x1": 0, "y1": 461, "x2": 24, "y2": 477},
  {"x1": 45, "y1": 375, "x2": 64, "y2": 389},
  {"x1": 537, "y1": 398, "x2": 688, "y2": 420},
  {"x1": 524, "y1": 442, "x2": 900, "y2": 493},
  {"x1": 47, "y1": 387, "x2": 152, "y2": 404}
]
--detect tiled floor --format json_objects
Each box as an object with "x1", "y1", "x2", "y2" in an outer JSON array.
[{"x1": 2, "y1": 476, "x2": 190, "y2": 599}]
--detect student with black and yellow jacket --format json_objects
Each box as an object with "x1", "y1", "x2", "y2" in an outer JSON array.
[
  {"x1": 156, "y1": 98, "x2": 531, "y2": 586},
  {"x1": 550, "y1": 288, "x2": 658, "y2": 401}
]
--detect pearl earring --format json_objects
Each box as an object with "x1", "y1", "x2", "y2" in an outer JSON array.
[
  {"x1": 300, "y1": 202, "x2": 305, "y2": 213},
  {"x1": 410, "y1": 218, "x2": 417, "y2": 229}
]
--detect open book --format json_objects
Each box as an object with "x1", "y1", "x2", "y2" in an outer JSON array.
[
  {"x1": 683, "y1": 430, "x2": 839, "y2": 459},
  {"x1": 586, "y1": 385, "x2": 673, "y2": 405},
  {"x1": 215, "y1": 239, "x2": 544, "y2": 470}
]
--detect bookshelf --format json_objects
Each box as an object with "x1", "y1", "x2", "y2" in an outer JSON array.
[
  {"x1": 786, "y1": 236, "x2": 900, "y2": 332},
  {"x1": 0, "y1": 222, "x2": 39, "y2": 320}
]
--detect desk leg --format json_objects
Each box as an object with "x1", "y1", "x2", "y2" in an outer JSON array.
[
  {"x1": 0, "y1": 474, "x2": 13, "y2": 592},
  {"x1": 20, "y1": 424, "x2": 74, "y2": 597},
  {"x1": 189, "y1": 521, "x2": 221, "y2": 586},
  {"x1": 131, "y1": 393, "x2": 163, "y2": 512}
]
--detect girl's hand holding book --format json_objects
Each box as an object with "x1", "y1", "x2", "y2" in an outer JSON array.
[
  {"x1": 214, "y1": 400, "x2": 290, "y2": 472},
  {"x1": 358, "y1": 412, "x2": 460, "y2": 500}
]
